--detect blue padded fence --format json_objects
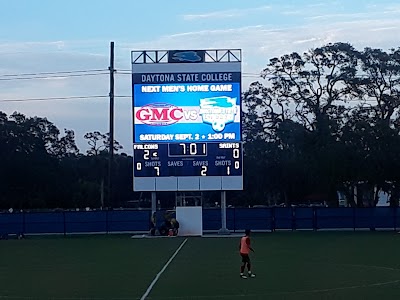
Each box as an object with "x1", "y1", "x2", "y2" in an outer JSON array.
[{"x1": 1, "y1": 207, "x2": 399, "y2": 236}]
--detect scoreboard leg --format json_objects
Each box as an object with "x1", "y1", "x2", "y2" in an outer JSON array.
[
  {"x1": 151, "y1": 192, "x2": 157, "y2": 214},
  {"x1": 218, "y1": 191, "x2": 231, "y2": 235}
]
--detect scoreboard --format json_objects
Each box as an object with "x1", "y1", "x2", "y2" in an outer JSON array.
[
  {"x1": 133, "y1": 142, "x2": 243, "y2": 177},
  {"x1": 132, "y1": 49, "x2": 243, "y2": 191}
]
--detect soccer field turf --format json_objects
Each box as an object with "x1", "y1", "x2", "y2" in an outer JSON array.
[{"x1": 1, "y1": 232, "x2": 400, "y2": 299}]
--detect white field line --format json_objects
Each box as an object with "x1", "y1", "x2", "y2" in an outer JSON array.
[
  {"x1": 140, "y1": 238, "x2": 188, "y2": 300},
  {"x1": 146, "y1": 262, "x2": 400, "y2": 299},
  {"x1": 147, "y1": 279, "x2": 400, "y2": 299}
]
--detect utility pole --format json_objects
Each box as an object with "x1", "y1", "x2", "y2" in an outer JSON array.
[{"x1": 108, "y1": 41, "x2": 115, "y2": 208}]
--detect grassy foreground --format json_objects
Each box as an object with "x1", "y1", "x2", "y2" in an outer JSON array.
[{"x1": 1, "y1": 232, "x2": 400, "y2": 299}]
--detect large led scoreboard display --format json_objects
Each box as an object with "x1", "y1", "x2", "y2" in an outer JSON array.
[{"x1": 132, "y1": 49, "x2": 243, "y2": 191}]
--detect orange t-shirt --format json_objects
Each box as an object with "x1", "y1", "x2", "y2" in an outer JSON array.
[{"x1": 240, "y1": 236, "x2": 250, "y2": 254}]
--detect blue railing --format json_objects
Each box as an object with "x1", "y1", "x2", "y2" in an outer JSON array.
[{"x1": 1, "y1": 207, "x2": 399, "y2": 236}]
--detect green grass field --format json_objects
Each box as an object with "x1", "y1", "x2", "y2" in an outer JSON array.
[{"x1": 1, "y1": 232, "x2": 400, "y2": 299}]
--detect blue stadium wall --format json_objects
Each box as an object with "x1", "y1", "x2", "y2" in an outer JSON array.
[{"x1": 1, "y1": 207, "x2": 400, "y2": 235}]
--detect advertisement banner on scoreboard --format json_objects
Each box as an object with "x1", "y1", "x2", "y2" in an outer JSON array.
[{"x1": 132, "y1": 70, "x2": 242, "y2": 142}]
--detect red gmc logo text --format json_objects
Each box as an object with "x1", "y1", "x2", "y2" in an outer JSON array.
[{"x1": 136, "y1": 103, "x2": 183, "y2": 126}]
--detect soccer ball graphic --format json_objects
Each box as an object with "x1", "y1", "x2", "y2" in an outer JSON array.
[{"x1": 212, "y1": 121, "x2": 225, "y2": 132}]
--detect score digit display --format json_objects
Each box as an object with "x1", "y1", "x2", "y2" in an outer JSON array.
[
  {"x1": 133, "y1": 143, "x2": 242, "y2": 177},
  {"x1": 168, "y1": 143, "x2": 207, "y2": 157}
]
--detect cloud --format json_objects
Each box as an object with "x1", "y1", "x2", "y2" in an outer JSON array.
[
  {"x1": 306, "y1": 12, "x2": 371, "y2": 21},
  {"x1": 307, "y1": 3, "x2": 326, "y2": 8},
  {"x1": 293, "y1": 37, "x2": 320, "y2": 44},
  {"x1": 382, "y1": 4, "x2": 400, "y2": 13},
  {"x1": 369, "y1": 26, "x2": 398, "y2": 31},
  {"x1": 183, "y1": 5, "x2": 271, "y2": 21},
  {"x1": 165, "y1": 25, "x2": 264, "y2": 39},
  {"x1": 0, "y1": 41, "x2": 66, "y2": 54},
  {"x1": 0, "y1": 39, "x2": 112, "y2": 58}
]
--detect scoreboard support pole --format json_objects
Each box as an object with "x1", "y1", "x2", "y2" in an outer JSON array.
[
  {"x1": 218, "y1": 191, "x2": 230, "y2": 235},
  {"x1": 151, "y1": 192, "x2": 157, "y2": 214}
]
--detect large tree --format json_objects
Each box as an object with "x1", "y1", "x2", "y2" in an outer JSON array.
[
  {"x1": 340, "y1": 47, "x2": 400, "y2": 206},
  {"x1": 0, "y1": 112, "x2": 79, "y2": 208},
  {"x1": 243, "y1": 43, "x2": 360, "y2": 205}
]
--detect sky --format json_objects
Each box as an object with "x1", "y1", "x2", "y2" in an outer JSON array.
[{"x1": 1, "y1": 0, "x2": 400, "y2": 154}]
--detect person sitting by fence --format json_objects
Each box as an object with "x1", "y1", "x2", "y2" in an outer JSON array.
[
  {"x1": 171, "y1": 218, "x2": 179, "y2": 236},
  {"x1": 149, "y1": 212, "x2": 157, "y2": 236},
  {"x1": 159, "y1": 217, "x2": 172, "y2": 236}
]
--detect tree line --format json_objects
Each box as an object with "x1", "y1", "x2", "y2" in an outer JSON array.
[
  {"x1": 0, "y1": 112, "x2": 131, "y2": 209},
  {"x1": 1, "y1": 42, "x2": 399, "y2": 209},
  {"x1": 243, "y1": 42, "x2": 400, "y2": 207}
]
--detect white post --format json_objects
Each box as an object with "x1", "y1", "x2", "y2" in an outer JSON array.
[
  {"x1": 151, "y1": 192, "x2": 157, "y2": 214},
  {"x1": 354, "y1": 185, "x2": 358, "y2": 206},
  {"x1": 218, "y1": 191, "x2": 230, "y2": 235}
]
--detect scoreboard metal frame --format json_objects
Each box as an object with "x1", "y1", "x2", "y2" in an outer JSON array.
[{"x1": 131, "y1": 49, "x2": 243, "y2": 191}]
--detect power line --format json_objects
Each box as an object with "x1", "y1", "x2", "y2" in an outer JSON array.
[
  {"x1": 0, "y1": 95, "x2": 109, "y2": 102},
  {"x1": 0, "y1": 69, "x2": 108, "y2": 78},
  {"x1": 0, "y1": 72, "x2": 109, "y2": 81}
]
